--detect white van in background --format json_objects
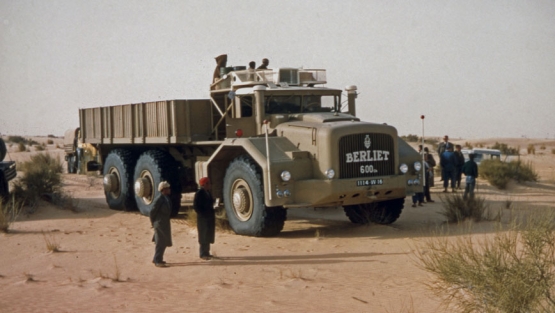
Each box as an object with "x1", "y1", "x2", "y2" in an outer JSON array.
[{"x1": 462, "y1": 148, "x2": 502, "y2": 165}]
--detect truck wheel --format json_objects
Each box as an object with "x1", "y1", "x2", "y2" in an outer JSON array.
[
  {"x1": 103, "y1": 149, "x2": 137, "y2": 211},
  {"x1": 223, "y1": 155, "x2": 286, "y2": 237},
  {"x1": 344, "y1": 198, "x2": 404, "y2": 225},
  {"x1": 133, "y1": 150, "x2": 182, "y2": 217},
  {"x1": 0, "y1": 172, "x2": 8, "y2": 202},
  {"x1": 0, "y1": 138, "x2": 6, "y2": 162}
]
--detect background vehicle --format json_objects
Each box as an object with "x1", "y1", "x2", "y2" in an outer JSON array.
[
  {"x1": 462, "y1": 148, "x2": 502, "y2": 165},
  {"x1": 0, "y1": 137, "x2": 17, "y2": 201},
  {"x1": 65, "y1": 61, "x2": 422, "y2": 236}
]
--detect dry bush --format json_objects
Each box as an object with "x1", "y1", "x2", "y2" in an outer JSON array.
[
  {"x1": 417, "y1": 210, "x2": 555, "y2": 313},
  {"x1": 34, "y1": 145, "x2": 45, "y2": 151},
  {"x1": 552, "y1": 148, "x2": 555, "y2": 155},
  {"x1": 12, "y1": 152, "x2": 64, "y2": 207},
  {"x1": 527, "y1": 144, "x2": 536, "y2": 155},
  {"x1": 480, "y1": 159, "x2": 538, "y2": 189},
  {"x1": 540, "y1": 144, "x2": 546, "y2": 150},
  {"x1": 17, "y1": 142, "x2": 26, "y2": 152},
  {"x1": 46, "y1": 139, "x2": 54, "y2": 145},
  {"x1": 0, "y1": 196, "x2": 23, "y2": 233},
  {"x1": 42, "y1": 231, "x2": 60, "y2": 252},
  {"x1": 439, "y1": 194, "x2": 491, "y2": 223},
  {"x1": 464, "y1": 141, "x2": 473, "y2": 149}
]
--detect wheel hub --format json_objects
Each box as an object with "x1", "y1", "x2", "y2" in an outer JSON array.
[
  {"x1": 134, "y1": 177, "x2": 152, "y2": 198},
  {"x1": 103, "y1": 173, "x2": 119, "y2": 193},
  {"x1": 233, "y1": 187, "x2": 250, "y2": 214}
]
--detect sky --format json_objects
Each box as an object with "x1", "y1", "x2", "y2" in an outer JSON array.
[{"x1": 1, "y1": 0, "x2": 554, "y2": 139}]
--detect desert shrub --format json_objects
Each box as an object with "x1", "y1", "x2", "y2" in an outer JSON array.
[
  {"x1": 527, "y1": 144, "x2": 535, "y2": 155},
  {"x1": 401, "y1": 134, "x2": 419, "y2": 142},
  {"x1": 34, "y1": 145, "x2": 45, "y2": 151},
  {"x1": 47, "y1": 134, "x2": 56, "y2": 138},
  {"x1": 8, "y1": 136, "x2": 26, "y2": 144},
  {"x1": 463, "y1": 141, "x2": 473, "y2": 149},
  {"x1": 46, "y1": 139, "x2": 54, "y2": 145},
  {"x1": 540, "y1": 144, "x2": 546, "y2": 150},
  {"x1": 0, "y1": 196, "x2": 23, "y2": 233},
  {"x1": 440, "y1": 194, "x2": 489, "y2": 223},
  {"x1": 480, "y1": 159, "x2": 537, "y2": 189},
  {"x1": 476, "y1": 143, "x2": 484, "y2": 148},
  {"x1": 491, "y1": 142, "x2": 519, "y2": 155},
  {"x1": 17, "y1": 142, "x2": 26, "y2": 152},
  {"x1": 13, "y1": 153, "x2": 64, "y2": 206},
  {"x1": 552, "y1": 149, "x2": 555, "y2": 155},
  {"x1": 417, "y1": 210, "x2": 555, "y2": 313}
]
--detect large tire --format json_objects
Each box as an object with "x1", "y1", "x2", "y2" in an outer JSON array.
[
  {"x1": 223, "y1": 155, "x2": 286, "y2": 237},
  {"x1": 103, "y1": 149, "x2": 137, "y2": 211},
  {"x1": 133, "y1": 150, "x2": 182, "y2": 217},
  {"x1": 0, "y1": 172, "x2": 8, "y2": 202},
  {"x1": 344, "y1": 198, "x2": 405, "y2": 225},
  {"x1": 0, "y1": 138, "x2": 7, "y2": 162}
]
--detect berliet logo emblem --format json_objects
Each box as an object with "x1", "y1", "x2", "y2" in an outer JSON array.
[{"x1": 364, "y1": 135, "x2": 371, "y2": 149}]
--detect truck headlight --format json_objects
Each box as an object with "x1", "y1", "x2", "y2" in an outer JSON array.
[
  {"x1": 414, "y1": 161, "x2": 422, "y2": 171},
  {"x1": 399, "y1": 163, "x2": 408, "y2": 174},
  {"x1": 325, "y1": 168, "x2": 335, "y2": 179},
  {"x1": 280, "y1": 170, "x2": 291, "y2": 182}
]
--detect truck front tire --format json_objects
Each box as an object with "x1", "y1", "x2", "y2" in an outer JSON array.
[
  {"x1": 133, "y1": 150, "x2": 182, "y2": 217},
  {"x1": 223, "y1": 155, "x2": 286, "y2": 237},
  {"x1": 103, "y1": 149, "x2": 137, "y2": 211},
  {"x1": 344, "y1": 198, "x2": 404, "y2": 225}
]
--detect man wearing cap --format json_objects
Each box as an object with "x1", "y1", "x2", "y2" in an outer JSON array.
[
  {"x1": 150, "y1": 181, "x2": 173, "y2": 267},
  {"x1": 193, "y1": 177, "x2": 215, "y2": 260}
]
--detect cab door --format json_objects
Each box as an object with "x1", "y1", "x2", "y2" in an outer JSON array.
[{"x1": 226, "y1": 95, "x2": 257, "y2": 138}]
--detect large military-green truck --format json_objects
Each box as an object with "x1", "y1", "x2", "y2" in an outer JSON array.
[{"x1": 64, "y1": 62, "x2": 422, "y2": 236}]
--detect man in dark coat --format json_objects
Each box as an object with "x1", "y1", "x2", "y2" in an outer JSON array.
[
  {"x1": 193, "y1": 177, "x2": 215, "y2": 260},
  {"x1": 150, "y1": 181, "x2": 173, "y2": 267},
  {"x1": 462, "y1": 153, "x2": 479, "y2": 200},
  {"x1": 454, "y1": 144, "x2": 466, "y2": 189},
  {"x1": 440, "y1": 143, "x2": 458, "y2": 193}
]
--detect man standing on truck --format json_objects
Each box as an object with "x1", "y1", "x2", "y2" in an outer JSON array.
[
  {"x1": 194, "y1": 177, "x2": 216, "y2": 260},
  {"x1": 150, "y1": 181, "x2": 173, "y2": 267}
]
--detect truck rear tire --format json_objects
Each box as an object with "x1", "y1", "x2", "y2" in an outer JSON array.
[
  {"x1": 0, "y1": 138, "x2": 6, "y2": 162},
  {"x1": 0, "y1": 172, "x2": 8, "y2": 202},
  {"x1": 344, "y1": 198, "x2": 404, "y2": 225},
  {"x1": 103, "y1": 149, "x2": 137, "y2": 211},
  {"x1": 133, "y1": 150, "x2": 182, "y2": 217},
  {"x1": 223, "y1": 155, "x2": 286, "y2": 237}
]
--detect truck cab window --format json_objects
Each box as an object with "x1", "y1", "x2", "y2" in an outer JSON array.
[{"x1": 239, "y1": 96, "x2": 253, "y2": 117}]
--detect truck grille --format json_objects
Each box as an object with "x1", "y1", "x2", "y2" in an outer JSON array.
[{"x1": 338, "y1": 133, "x2": 395, "y2": 179}]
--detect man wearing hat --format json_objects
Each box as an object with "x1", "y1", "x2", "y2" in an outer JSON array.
[
  {"x1": 193, "y1": 177, "x2": 215, "y2": 260},
  {"x1": 150, "y1": 181, "x2": 173, "y2": 267}
]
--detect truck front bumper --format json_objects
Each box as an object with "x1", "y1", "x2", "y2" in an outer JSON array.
[{"x1": 268, "y1": 174, "x2": 418, "y2": 208}]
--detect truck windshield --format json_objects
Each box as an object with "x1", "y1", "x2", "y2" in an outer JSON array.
[{"x1": 264, "y1": 95, "x2": 337, "y2": 114}]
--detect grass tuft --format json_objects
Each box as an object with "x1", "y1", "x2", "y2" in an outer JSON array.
[
  {"x1": 42, "y1": 231, "x2": 60, "y2": 252},
  {"x1": 439, "y1": 194, "x2": 490, "y2": 223},
  {"x1": 0, "y1": 195, "x2": 23, "y2": 233},
  {"x1": 416, "y1": 209, "x2": 555, "y2": 313}
]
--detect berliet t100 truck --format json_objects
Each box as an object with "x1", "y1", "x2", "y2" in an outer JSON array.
[{"x1": 64, "y1": 60, "x2": 422, "y2": 237}]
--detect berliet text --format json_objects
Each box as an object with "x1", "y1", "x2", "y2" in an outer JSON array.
[{"x1": 345, "y1": 150, "x2": 390, "y2": 163}]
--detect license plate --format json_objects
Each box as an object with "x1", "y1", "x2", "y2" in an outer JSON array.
[{"x1": 356, "y1": 179, "x2": 384, "y2": 186}]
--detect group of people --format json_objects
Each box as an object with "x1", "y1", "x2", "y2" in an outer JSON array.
[
  {"x1": 412, "y1": 135, "x2": 479, "y2": 207},
  {"x1": 149, "y1": 177, "x2": 216, "y2": 268},
  {"x1": 213, "y1": 54, "x2": 270, "y2": 82}
]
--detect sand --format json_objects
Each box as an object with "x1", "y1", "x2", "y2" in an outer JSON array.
[{"x1": 1, "y1": 136, "x2": 554, "y2": 312}]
